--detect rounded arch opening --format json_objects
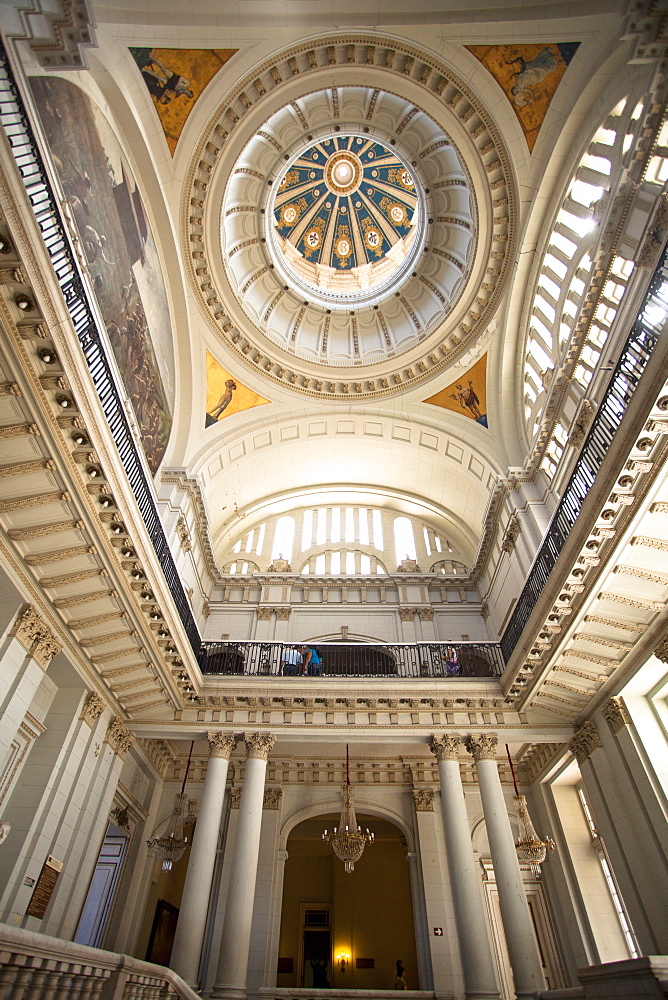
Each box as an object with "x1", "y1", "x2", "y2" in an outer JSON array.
[{"x1": 278, "y1": 811, "x2": 419, "y2": 990}]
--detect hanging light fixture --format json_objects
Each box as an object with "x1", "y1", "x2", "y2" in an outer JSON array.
[
  {"x1": 322, "y1": 745, "x2": 374, "y2": 873},
  {"x1": 147, "y1": 740, "x2": 194, "y2": 871},
  {"x1": 505, "y1": 744, "x2": 555, "y2": 873}
]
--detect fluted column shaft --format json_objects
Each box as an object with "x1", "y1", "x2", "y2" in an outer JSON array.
[
  {"x1": 212, "y1": 733, "x2": 275, "y2": 1000},
  {"x1": 466, "y1": 736, "x2": 544, "y2": 1000},
  {"x1": 430, "y1": 736, "x2": 500, "y2": 1000},
  {"x1": 171, "y1": 733, "x2": 236, "y2": 986}
]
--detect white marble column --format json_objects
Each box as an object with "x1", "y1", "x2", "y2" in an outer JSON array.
[
  {"x1": 466, "y1": 735, "x2": 544, "y2": 1000},
  {"x1": 171, "y1": 733, "x2": 236, "y2": 986},
  {"x1": 430, "y1": 735, "x2": 500, "y2": 1000},
  {"x1": 212, "y1": 732, "x2": 275, "y2": 1000}
]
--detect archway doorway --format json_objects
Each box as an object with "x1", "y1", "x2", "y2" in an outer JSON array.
[{"x1": 277, "y1": 813, "x2": 419, "y2": 990}]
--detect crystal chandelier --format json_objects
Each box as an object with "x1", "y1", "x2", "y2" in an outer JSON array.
[
  {"x1": 322, "y1": 745, "x2": 374, "y2": 873},
  {"x1": 505, "y1": 745, "x2": 555, "y2": 873},
  {"x1": 147, "y1": 741, "x2": 193, "y2": 871}
]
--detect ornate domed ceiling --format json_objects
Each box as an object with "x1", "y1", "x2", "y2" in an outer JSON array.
[
  {"x1": 186, "y1": 35, "x2": 516, "y2": 399},
  {"x1": 270, "y1": 132, "x2": 423, "y2": 305}
]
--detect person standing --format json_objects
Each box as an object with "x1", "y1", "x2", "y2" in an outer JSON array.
[
  {"x1": 282, "y1": 645, "x2": 302, "y2": 676},
  {"x1": 394, "y1": 960, "x2": 407, "y2": 989}
]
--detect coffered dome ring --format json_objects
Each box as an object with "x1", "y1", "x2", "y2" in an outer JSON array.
[{"x1": 185, "y1": 36, "x2": 518, "y2": 400}]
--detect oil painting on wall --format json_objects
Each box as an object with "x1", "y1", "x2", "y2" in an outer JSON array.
[
  {"x1": 129, "y1": 48, "x2": 237, "y2": 154},
  {"x1": 424, "y1": 354, "x2": 488, "y2": 427},
  {"x1": 205, "y1": 352, "x2": 269, "y2": 427},
  {"x1": 466, "y1": 44, "x2": 580, "y2": 152},
  {"x1": 30, "y1": 76, "x2": 174, "y2": 475}
]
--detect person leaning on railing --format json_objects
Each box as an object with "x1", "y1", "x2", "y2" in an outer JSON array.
[{"x1": 302, "y1": 645, "x2": 322, "y2": 676}]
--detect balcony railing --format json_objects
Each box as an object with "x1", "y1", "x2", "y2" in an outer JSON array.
[
  {"x1": 199, "y1": 640, "x2": 504, "y2": 679},
  {"x1": 0, "y1": 42, "x2": 201, "y2": 654}
]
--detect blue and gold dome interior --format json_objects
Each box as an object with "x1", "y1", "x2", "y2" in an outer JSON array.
[{"x1": 270, "y1": 133, "x2": 422, "y2": 302}]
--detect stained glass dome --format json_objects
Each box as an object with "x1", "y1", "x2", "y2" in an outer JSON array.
[{"x1": 268, "y1": 132, "x2": 425, "y2": 307}]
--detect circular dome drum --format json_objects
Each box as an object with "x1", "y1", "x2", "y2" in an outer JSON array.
[{"x1": 187, "y1": 37, "x2": 517, "y2": 398}]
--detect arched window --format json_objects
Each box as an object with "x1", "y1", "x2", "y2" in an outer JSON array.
[
  {"x1": 393, "y1": 516, "x2": 416, "y2": 563},
  {"x1": 271, "y1": 516, "x2": 295, "y2": 562},
  {"x1": 523, "y1": 94, "x2": 640, "y2": 449}
]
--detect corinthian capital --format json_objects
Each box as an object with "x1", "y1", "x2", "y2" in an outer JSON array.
[
  {"x1": 104, "y1": 717, "x2": 134, "y2": 760},
  {"x1": 569, "y1": 720, "x2": 601, "y2": 763},
  {"x1": 10, "y1": 604, "x2": 62, "y2": 668},
  {"x1": 465, "y1": 734, "x2": 498, "y2": 761},
  {"x1": 429, "y1": 734, "x2": 461, "y2": 761},
  {"x1": 208, "y1": 732, "x2": 236, "y2": 759},
  {"x1": 244, "y1": 732, "x2": 275, "y2": 760}
]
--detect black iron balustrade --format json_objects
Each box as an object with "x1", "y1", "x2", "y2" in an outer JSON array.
[
  {"x1": 0, "y1": 43, "x2": 201, "y2": 654},
  {"x1": 199, "y1": 641, "x2": 504, "y2": 679},
  {"x1": 501, "y1": 245, "x2": 668, "y2": 662}
]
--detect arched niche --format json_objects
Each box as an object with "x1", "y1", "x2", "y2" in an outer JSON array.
[{"x1": 277, "y1": 812, "x2": 419, "y2": 991}]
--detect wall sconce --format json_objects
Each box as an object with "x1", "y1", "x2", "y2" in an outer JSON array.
[{"x1": 337, "y1": 952, "x2": 350, "y2": 974}]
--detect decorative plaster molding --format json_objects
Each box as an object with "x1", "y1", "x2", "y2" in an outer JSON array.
[
  {"x1": 465, "y1": 734, "x2": 498, "y2": 761},
  {"x1": 568, "y1": 721, "x2": 602, "y2": 763},
  {"x1": 244, "y1": 732, "x2": 275, "y2": 760},
  {"x1": 207, "y1": 732, "x2": 236, "y2": 759},
  {"x1": 429, "y1": 734, "x2": 461, "y2": 762},
  {"x1": 230, "y1": 786, "x2": 242, "y2": 808},
  {"x1": 104, "y1": 718, "x2": 134, "y2": 760},
  {"x1": 412, "y1": 788, "x2": 434, "y2": 811},
  {"x1": 568, "y1": 399, "x2": 595, "y2": 448},
  {"x1": 398, "y1": 608, "x2": 415, "y2": 622},
  {"x1": 7, "y1": 0, "x2": 97, "y2": 69},
  {"x1": 602, "y1": 697, "x2": 631, "y2": 733},
  {"x1": 417, "y1": 607, "x2": 434, "y2": 621},
  {"x1": 176, "y1": 517, "x2": 192, "y2": 553},
  {"x1": 263, "y1": 787, "x2": 283, "y2": 810},
  {"x1": 501, "y1": 514, "x2": 520, "y2": 554},
  {"x1": 275, "y1": 608, "x2": 291, "y2": 621},
  {"x1": 654, "y1": 636, "x2": 668, "y2": 664},
  {"x1": 9, "y1": 603, "x2": 61, "y2": 668},
  {"x1": 79, "y1": 692, "x2": 105, "y2": 728}
]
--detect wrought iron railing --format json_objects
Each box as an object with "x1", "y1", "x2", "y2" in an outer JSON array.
[
  {"x1": 0, "y1": 42, "x2": 201, "y2": 654},
  {"x1": 199, "y1": 640, "x2": 504, "y2": 678},
  {"x1": 501, "y1": 247, "x2": 668, "y2": 661}
]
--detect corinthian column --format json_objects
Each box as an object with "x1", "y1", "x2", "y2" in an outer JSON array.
[
  {"x1": 466, "y1": 735, "x2": 544, "y2": 1000},
  {"x1": 430, "y1": 735, "x2": 500, "y2": 1000},
  {"x1": 212, "y1": 733, "x2": 275, "y2": 1000},
  {"x1": 171, "y1": 733, "x2": 236, "y2": 987}
]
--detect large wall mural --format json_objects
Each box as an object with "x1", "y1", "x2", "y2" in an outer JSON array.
[
  {"x1": 205, "y1": 352, "x2": 269, "y2": 427},
  {"x1": 423, "y1": 353, "x2": 488, "y2": 427},
  {"x1": 30, "y1": 76, "x2": 174, "y2": 475},
  {"x1": 466, "y1": 44, "x2": 580, "y2": 152},
  {"x1": 129, "y1": 48, "x2": 237, "y2": 154}
]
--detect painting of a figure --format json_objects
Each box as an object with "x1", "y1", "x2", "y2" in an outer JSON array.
[
  {"x1": 466, "y1": 43, "x2": 580, "y2": 151},
  {"x1": 30, "y1": 76, "x2": 174, "y2": 475},
  {"x1": 205, "y1": 353, "x2": 269, "y2": 427},
  {"x1": 423, "y1": 354, "x2": 488, "y2": 427},
  {"x1": 130, "y1": 48, "x2": 237, "y2": 155}
]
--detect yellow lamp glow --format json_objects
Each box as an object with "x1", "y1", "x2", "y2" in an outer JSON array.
[{"x1": 336, "y1": 952, "x2": 351, "y2": 973}]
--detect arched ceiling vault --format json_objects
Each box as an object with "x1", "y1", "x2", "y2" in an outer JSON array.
[{"x1": 185, "y1": 404, "x2": 504, "y2": 563}]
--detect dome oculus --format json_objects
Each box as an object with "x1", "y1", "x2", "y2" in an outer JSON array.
[{"x1": 269, "y1": 133, "x2": 423, "y2": 304}]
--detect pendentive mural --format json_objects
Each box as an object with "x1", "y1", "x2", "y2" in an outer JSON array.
[
  {"x1": 30, "y1": 76, "x2": 174, "y2": 475},
  {"x1": 205, "y1": 352, "x2": 269, "y2": 427},
  {"x1": 466, "y1": 44, "x2": 580, "y2": 152},
  {"x1": 423, "y1": 354, "x2": 488, "y2": 427},
  {"x1": 129, "y1": 48, "x2": 237, "y2": 154}
]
